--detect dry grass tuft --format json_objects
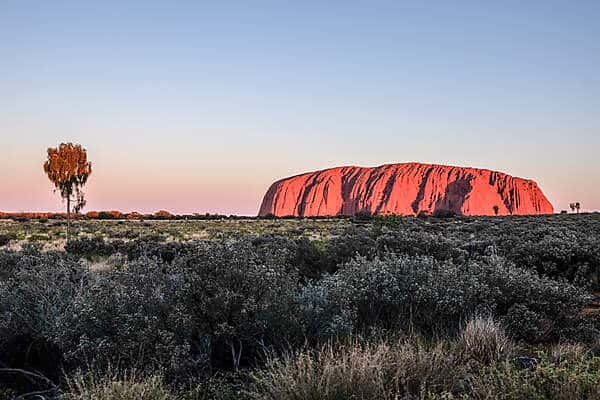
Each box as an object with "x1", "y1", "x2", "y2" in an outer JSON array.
[
  {"x1": 64, "y1": 369, "x2": 173, "y2": 400},
  {"x1": 248, "y1": 338, "x2": 462, "y2": 400},
  {"x1": 456, "y1": 316, "x2": 512, "y2": 364},
  {"x1": 551, "y1": 343, "x2": 589, "y2": 363}
]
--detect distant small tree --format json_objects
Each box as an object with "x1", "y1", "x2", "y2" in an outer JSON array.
[
  {"x1": 432, "y1": 209, "x2": 456, "y2": 218},
  {"x1": 569, "y1": 203, "x2": 576, "y2": 213},
  {"x1": 492, "y1": 205, "x2": 499, "y2": 216},
  {"x1": 575, "y1": 202, "x2": 581, "y2": 214},
  {"x1": 154, "y1": 210, "x2": 173, "y2": 219},
  {"x1": 354, "y1": 209, "x2": 373, "y2": 221},
  {"x1": 416, "y1": 210, "x2": 430, "y2": 219},
  {"x1": 127, "y1": 212, "x2": 143, "y2": 220},
  {"x1": 43, "y1": 143, "x2": 92, "y2": 242}
]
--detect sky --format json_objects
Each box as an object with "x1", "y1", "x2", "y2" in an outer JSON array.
[{"x1": 2, "y1": 1, "x2": 599, "y2": 215}]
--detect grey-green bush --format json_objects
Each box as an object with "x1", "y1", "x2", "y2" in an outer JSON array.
[{"x1": 298, "y1": 253, "x2": 591, "y2": 339}]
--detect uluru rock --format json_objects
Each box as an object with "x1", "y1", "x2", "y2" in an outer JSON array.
[{"x1": 258, "y1": 163, "x2": 554, "y2": 217}]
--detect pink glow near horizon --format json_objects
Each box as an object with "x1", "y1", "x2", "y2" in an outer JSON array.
[
  {"x1": 2, "y1": 161, "x2": 269, "y2": 216},
  {"x1": 2, "y1": 144, "x2": 600, "y2": 215}
]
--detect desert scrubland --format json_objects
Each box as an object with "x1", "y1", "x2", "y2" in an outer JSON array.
[{"x1": 2, "y1": 213, "x2": 600, "y2": 399}]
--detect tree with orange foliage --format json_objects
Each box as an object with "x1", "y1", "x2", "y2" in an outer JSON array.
[
  {"x1": 43, "y1": 143, "x2": 92, "y2": 242},
  {"x1": 154, "y1": 210, "x2": 173, "y2": 219}
]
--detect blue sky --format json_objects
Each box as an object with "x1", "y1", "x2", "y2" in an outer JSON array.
[{"x1": 2, "y1": 1, "x2": 599, "y2": 214}]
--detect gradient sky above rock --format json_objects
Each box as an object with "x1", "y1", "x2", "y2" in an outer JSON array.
[{"x1": 2, "y1": 1, "x2": 599, "y2": 214}]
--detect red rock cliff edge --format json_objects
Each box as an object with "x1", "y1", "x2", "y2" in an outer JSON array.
[{"x1": 258, "y1": 163, "x2": 554, "y2": 217}]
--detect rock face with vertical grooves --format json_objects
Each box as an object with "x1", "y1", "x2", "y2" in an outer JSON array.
[{"x1": 258, "y1": 163, "x2": 554, "y2": 217}]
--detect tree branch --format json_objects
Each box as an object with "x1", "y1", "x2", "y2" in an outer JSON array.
[
  {"x1": 16, "y1": 387, "x2": 58, "y2": 400},
  {"x1": 0, "y1": 368, "x2": 57, "y2": 392}
]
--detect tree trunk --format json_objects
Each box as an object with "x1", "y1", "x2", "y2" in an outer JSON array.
[
  {"x1": 229, "y1": 340, "x2": 243, "y2": 372},
  {"x1": 66, "y1": 196, "x2": 71, "y2": 243}
]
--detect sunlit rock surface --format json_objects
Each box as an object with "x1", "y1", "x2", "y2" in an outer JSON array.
[{"x1": 259, "y1": 163, "x2": 554, "y2": 217}]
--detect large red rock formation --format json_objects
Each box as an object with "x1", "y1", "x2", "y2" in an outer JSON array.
[{"x1": 258, "y1": 163, "x2": 554, "y2": 217}]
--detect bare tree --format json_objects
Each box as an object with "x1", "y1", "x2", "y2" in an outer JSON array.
[
  {"x1": 43, "y1": 143, "x2": 92, "y2": 242},
  {"x1": 570, "y1": 203, "x2": 576, "y2": 213}
]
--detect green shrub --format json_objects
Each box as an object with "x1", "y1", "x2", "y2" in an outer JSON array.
[
  {"x1": 0, "y1": 250, "x2": 87, "y2": 380},
  {"x1": 470, "y1": 355, "x2": 600, "y2": 400},
  {"x1": 353, "y1": 210, "x2": 373, "y2": 221},
  {"x1": 374, "y1": 230, "x2": 467, "y2": 262},
  {"x1": 28, "y1": 234, "x2": 50, "y2": 241},
  {"x1": 0, "y1": 234, "x2": 10, "y2": 247},
  {"x1": 301, "y1": 254, "x2": 591, "y2": 339},
  {"x1": 291, "y1": 237, "x2": 328, "y2": 280},
  {"x1": 416, "y1": 210, "x2": 430, "y2": 219},
  {"x1": 320, "y1": 226, "x2": 376, "y2": 273},
  {"x1": 180, "y1": 374, "x2": 249, "y2": 400},
  {"x1": 550, "y1": 343, "x2": 589, "y2": 363},
  {"x1": 171, "y1": 240, "x2": 299, "y2": 371},
  {"x1": 505, "y1": 234, "x2": 600, "y2": 287},
  {"x1": 65, "y1": 236, "x2": 115, "y2": 257},
  {"x1": 0, "y1": 389, "x2": 16, "y2": 400},
  {"x1": 432, "y1": 209, "x2": 457, "y2": 218},
  {"x1": 372, "y1": 213, "x2": 405, "y2": 229},
  {"x1": 0, "y1": 240, "x2": 299, "y2": 382}
]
